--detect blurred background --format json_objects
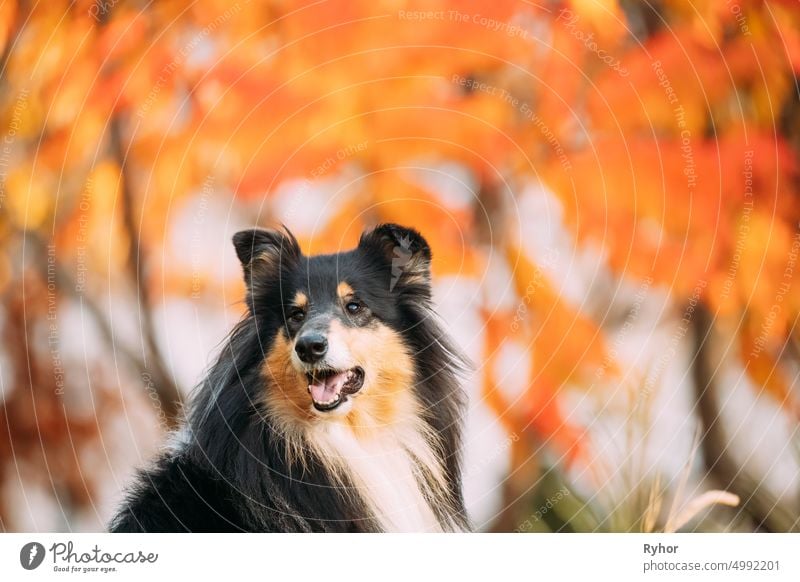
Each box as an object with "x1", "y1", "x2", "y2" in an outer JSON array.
[{"x1": 0, "y1": 0, "x2": 799, "y2": 532}]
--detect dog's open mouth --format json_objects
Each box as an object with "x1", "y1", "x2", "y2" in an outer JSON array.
[{"x1": 306, "y1": 367, "x2": 364, "y2": 412}]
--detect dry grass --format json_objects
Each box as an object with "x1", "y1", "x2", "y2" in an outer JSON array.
[{"x1": 584, "y1": 366, "x2": 741, "y2": 532}]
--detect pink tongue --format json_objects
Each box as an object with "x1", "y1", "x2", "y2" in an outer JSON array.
[{"x1": 309, "y1": 371, "x2": 348, "y2": 403}]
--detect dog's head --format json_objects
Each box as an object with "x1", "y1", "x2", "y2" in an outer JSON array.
[{"x1": 232, "y1": 224, "x2": 433, "y2": 426}]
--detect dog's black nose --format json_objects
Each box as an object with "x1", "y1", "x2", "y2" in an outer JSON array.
[{"x1": 295, "y1": 333, "x2": 328, "y2": 363}]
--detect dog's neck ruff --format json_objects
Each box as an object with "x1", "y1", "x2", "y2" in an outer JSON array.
[
  {"x1": 269, "y1": 400, "x2": 459, "y2": 532},
  {"x1": 314, "y1": 422, "x2": 443, "y2": 532}
]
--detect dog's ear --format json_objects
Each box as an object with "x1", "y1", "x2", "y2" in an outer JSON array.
[
  {"x1": 232, "y1": 227, "x2": 300, "y2": 288},
  {"x1": 358, "y1": 224, "x2": 432, "y2": 293}
]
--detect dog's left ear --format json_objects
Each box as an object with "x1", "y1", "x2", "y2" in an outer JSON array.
[
  {"x1": 232, "y1": 226, "x2": 300, "y2": 290},
  {"x1": 358, "y1": 224, "x2": 432, "y2": 293}
]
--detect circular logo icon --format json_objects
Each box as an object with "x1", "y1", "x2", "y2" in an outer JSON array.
[{"x1": 20, "y1": 542, "x2": 46, "y2": 570}]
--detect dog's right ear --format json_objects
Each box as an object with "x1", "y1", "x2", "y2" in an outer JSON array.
[
  {"x1": 358, "y1": 223, "x2": 432, "y2": 295},
  {"x1": 232, "y1": 227, "x2": 300, "y2": 288}
]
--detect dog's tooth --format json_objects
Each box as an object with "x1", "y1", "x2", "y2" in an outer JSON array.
[{"x1": 313, "y1": 393, "x2": 341, "y2": 406}]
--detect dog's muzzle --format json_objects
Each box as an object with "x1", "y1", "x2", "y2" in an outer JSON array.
[{"x1": 306, "y1": 367, "x2": 365, "y2": 411}]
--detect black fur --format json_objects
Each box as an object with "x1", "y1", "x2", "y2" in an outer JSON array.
[{"x1": 109, "y1": 224, "x2": 469, "y2": 532}]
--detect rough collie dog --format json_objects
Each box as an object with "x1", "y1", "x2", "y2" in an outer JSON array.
[{"x1": 109, "y1": 224, "x2": 469, "y2": 532}]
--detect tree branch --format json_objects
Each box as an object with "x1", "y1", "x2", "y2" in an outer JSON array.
[
  {"x1": 107, "y1": 117, "x2": 184, "y2": 427},
  {"x1": 691, "y1": 302, "x2": 798, "y2": 532},
  {"x1": 24, "y1": 230, "x2": 182, "y2": 429}
]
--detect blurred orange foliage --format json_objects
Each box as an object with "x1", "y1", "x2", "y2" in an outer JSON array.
[{"x1": 1, "y1": 0, "x2": 799, "y2": 529}]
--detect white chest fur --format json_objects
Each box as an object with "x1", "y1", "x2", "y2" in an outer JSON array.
[{"x1": 316, "y1": 423, "x2": 443, "y2": 532}]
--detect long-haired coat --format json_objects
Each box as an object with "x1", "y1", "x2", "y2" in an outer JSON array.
[{"x1": 110, "y1": 224, "x2": 469, "y2": 532}]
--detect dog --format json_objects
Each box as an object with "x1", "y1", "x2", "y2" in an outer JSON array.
[{"x1": 109, "y1": 224, "x2": 470, "y2": 532}]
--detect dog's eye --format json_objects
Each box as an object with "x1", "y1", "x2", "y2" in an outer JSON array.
[
  {"x1": 288, "y1": 309, "x2": 306, "y2": 323},
  {"x1": 345, "y1": 301, "x2": 363, "y2": 314}
]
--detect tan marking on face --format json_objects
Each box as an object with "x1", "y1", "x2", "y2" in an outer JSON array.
[
  {"x1": 328, "y1": 319, "x2": 417, "y2": 435},
  {"x1": 261, "y1": 322, "x2": 453, "y2": 525},
  {"x1": 263, "y1": 330, "x2": 314, "y2": 425},
  {"x1": 337, "y1": 281, "x2": 354, "y2": 300},
  {"x1": 262, "y1": 318, "x2": 419, "y2": 436},
  {"x1": 293, "y1": 291, "x2": 308, "y2": 309}
]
